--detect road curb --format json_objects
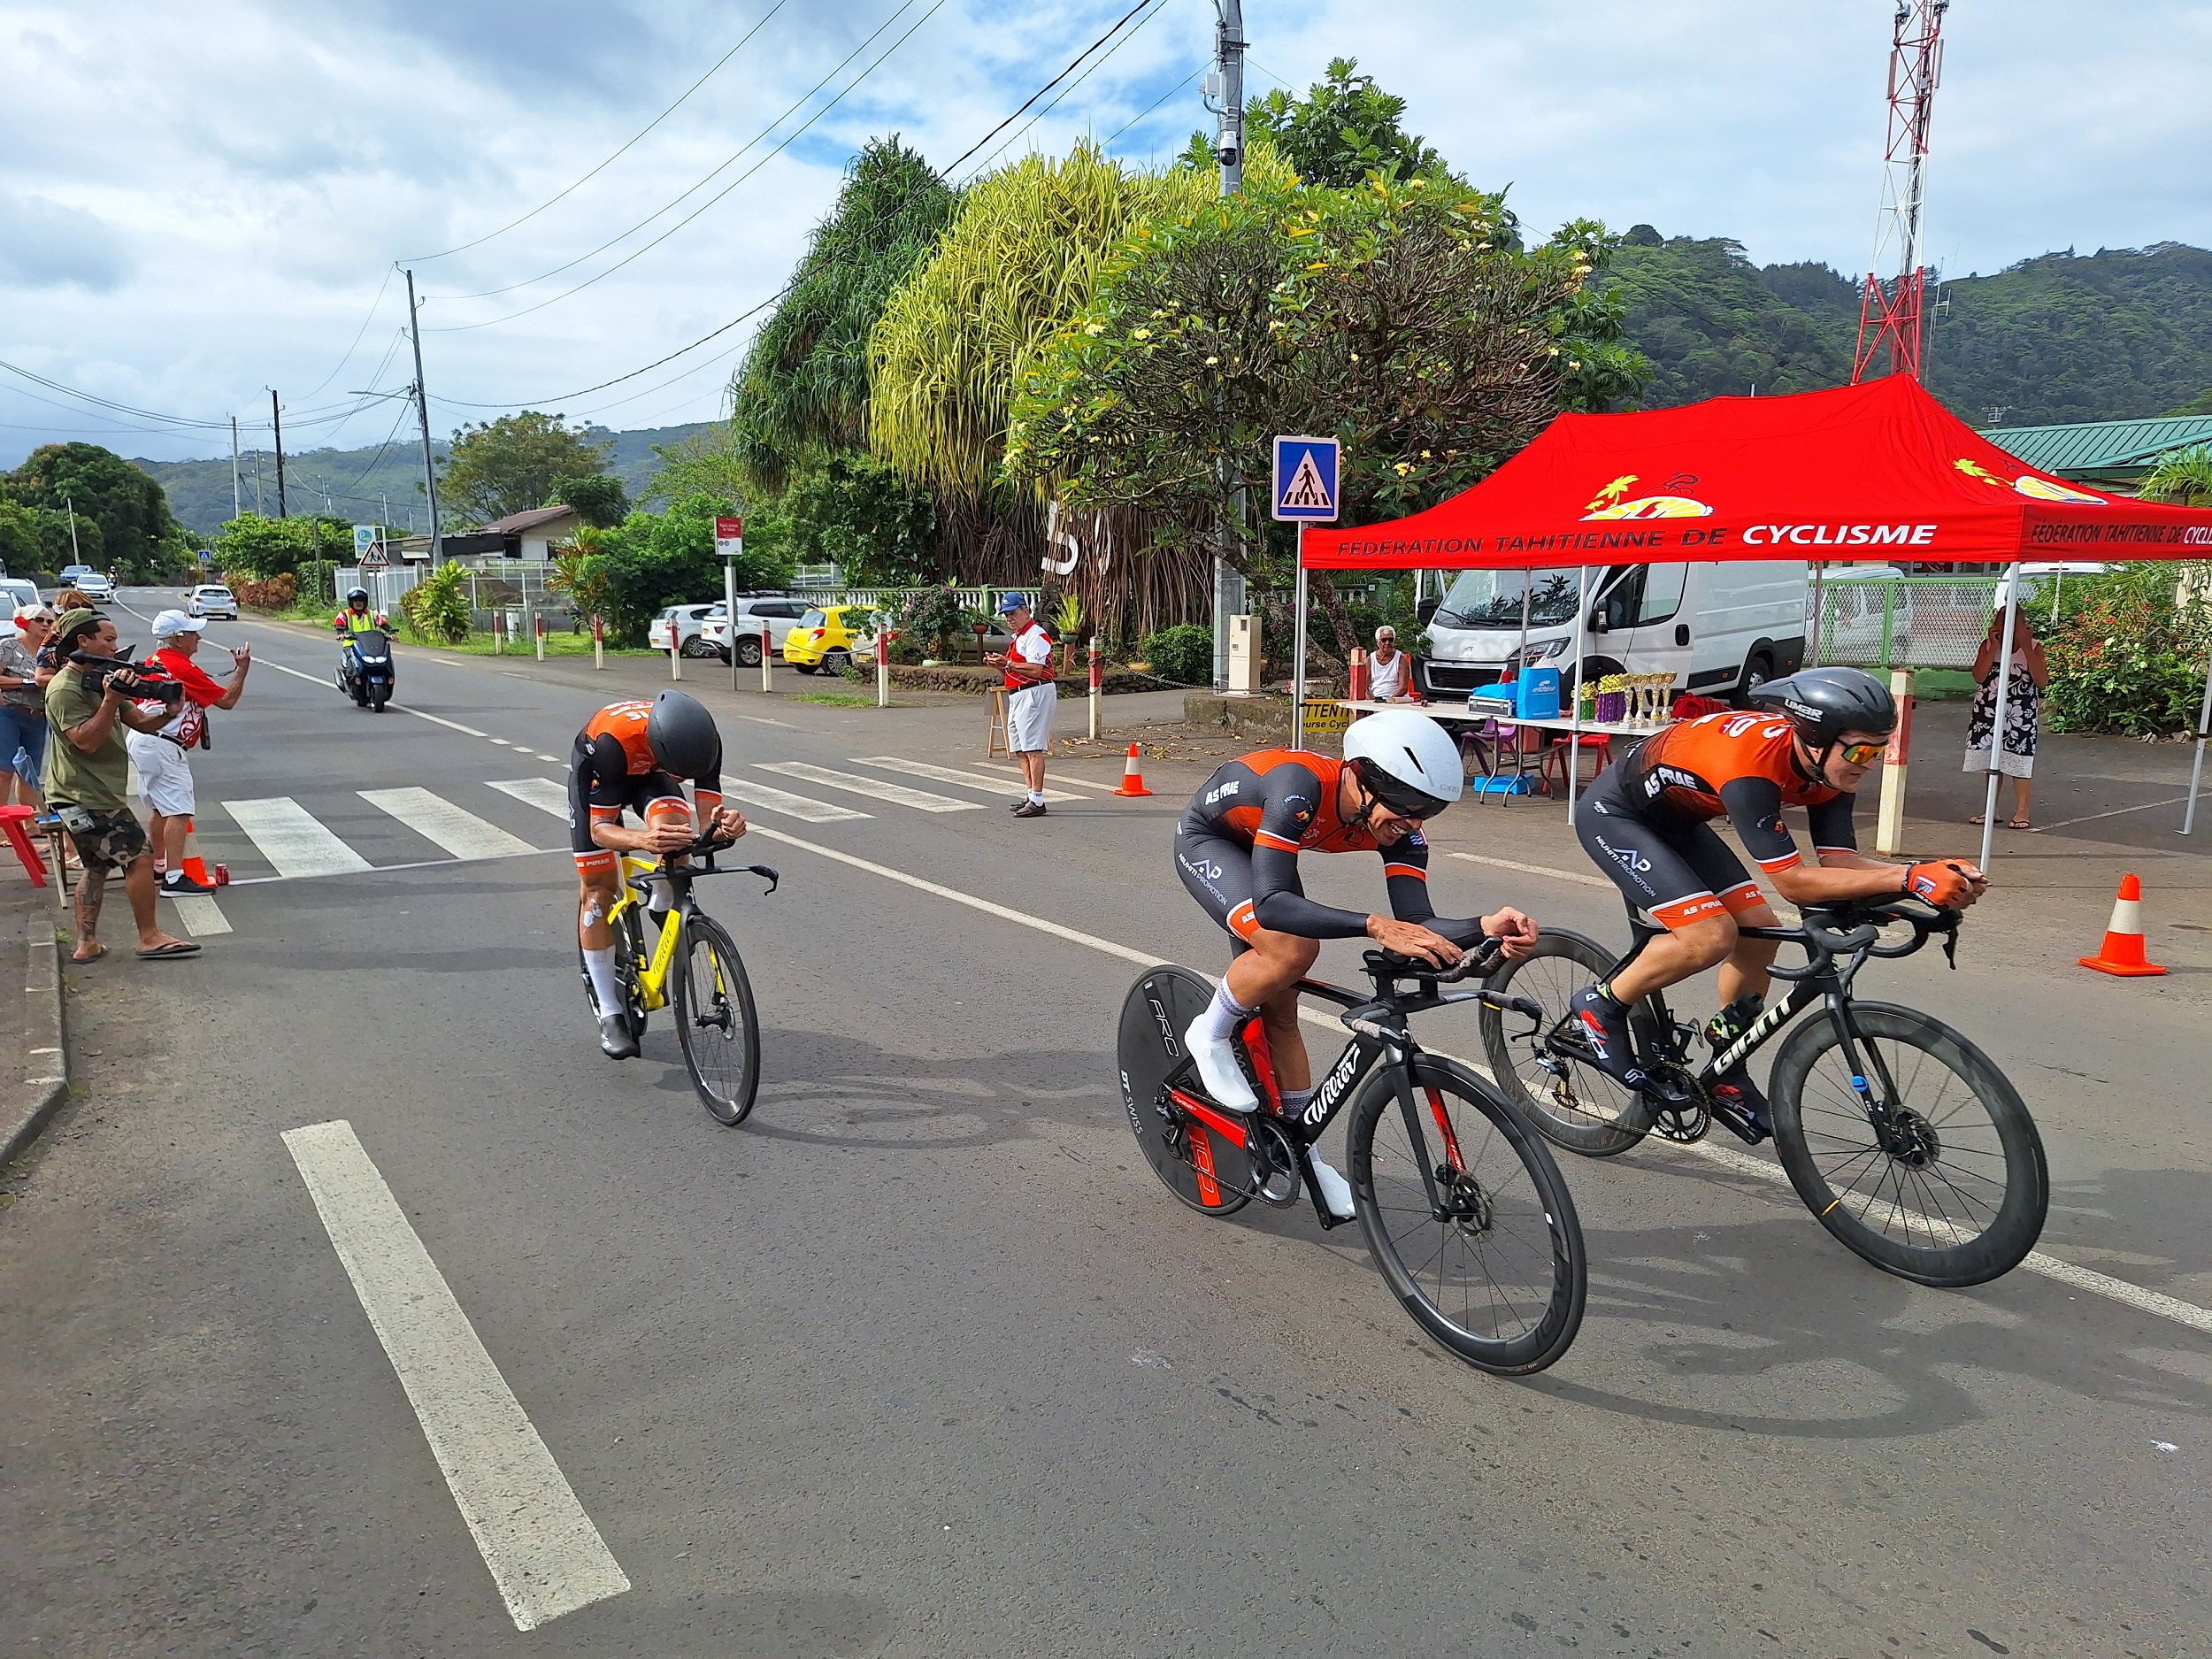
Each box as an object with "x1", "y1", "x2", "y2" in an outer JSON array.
[{"x1": 1, "y1": 908, "x2": 69, "y2": 1169}]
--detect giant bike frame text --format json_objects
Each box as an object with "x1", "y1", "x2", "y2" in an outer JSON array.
[{"x1": 1142, "y1": 972, "x2": 1479, "y2": 1226}]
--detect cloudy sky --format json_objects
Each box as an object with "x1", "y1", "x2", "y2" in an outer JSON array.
[{"x1": 4, "y1": 0, "x2": 2207, "y2": 471}]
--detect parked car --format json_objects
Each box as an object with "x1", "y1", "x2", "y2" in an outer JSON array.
[
  {"x1": 648, "y1": 603, "x2": 722, "y2": 657},
  {"x1": 185, "y1": 582, "x2": 240, "y2": 621},
  {"x1": 700, "y1": 596, "x2": 812, "y2": 665},
  {"x1": 1417, "y1": 559, "x2": 1808, "y2": 703},
  {"x1": 73, "y1": 571, "x2": 115, "y2": 601},
  {"x1": 58, "y1": 564, "x2": 96, "y2": 590},
  {"x1": 783, "y1": 603, "x2": 875, "y2": 674},
  {"x1": 0, "y1": 578, "x2": 42, "y2": 618}
]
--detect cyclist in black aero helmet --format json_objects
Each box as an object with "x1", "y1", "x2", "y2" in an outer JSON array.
[{"x1": 1569, "y1": 666, "x2": 1987, "y2": 1125}]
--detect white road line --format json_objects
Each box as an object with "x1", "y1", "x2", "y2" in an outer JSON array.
[
  {"x1": 1444, "y1": 850, "x2": 1613, "y2": 889},
  {"x1": 259, "y1": 660, "x2": 495, "y2": 739},
  {"x1": 167, "y1": 894, "x2": 232, "y2": 935},
  {"x1": 851, "y1": 755, "x2": 1081, "y2": 803},
  {"x1": 359, "y1": 787, "x2": 541, "y2": 860},
  {"x1": 2032, "y1": 795, "x2": 2192, "y2": 833},
  {"x1": 718, "y1": 776, "x2": 870, "y2": 825},
  {"x1": 223, "y1": 798, "x2": 373, "y2": 878},
  {"x1": 746, "y1": 822, "x2": 2212, "y2": 1342},
  {"x1": 758, "y1": 760, "x2": 982, "y2": 814},
  {"x1": 280, "y1": 1121, "x2": 630, "y2": 1631},
  {"x1": 488, "y1": 778, "x2": 571, "y2": 818},
  {"x1": 964, "y1": 762, "x2": 1119, "y2": 793}
]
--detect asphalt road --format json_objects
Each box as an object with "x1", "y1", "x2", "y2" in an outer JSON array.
[{"x1": 4, "y1": 594, "x2": 2208, "y2": 1658}]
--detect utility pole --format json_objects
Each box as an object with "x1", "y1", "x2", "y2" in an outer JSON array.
[
  {"x1": 271, "y1": 388, "x2": 288, "y2": 518},
  {"x1": 1206, "y1": 0, "x2": 1248, "y2": 691},
  {"x1": 65, "y1": 495, "x2": 82, "y2": 564},
  {"x1": 230, "y1": 416, "x2": 242, "y2": 519},
  {"x1": 252, "y1": 449, "x2": 264, "y2": 516},
  {"x1": 406, "y1": 269, "x2": 443, "y2": 564}
]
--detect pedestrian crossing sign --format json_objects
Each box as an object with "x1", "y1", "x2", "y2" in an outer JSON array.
[{"x1": 1272, "y1": 435, "x2": 1340, "y2": 522}]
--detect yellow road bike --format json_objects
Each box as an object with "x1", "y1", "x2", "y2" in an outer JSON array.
[{"x1": 580, "y1": 834, "x2": 780, "y2": 1125}]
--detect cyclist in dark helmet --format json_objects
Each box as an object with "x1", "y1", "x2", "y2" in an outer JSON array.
[
  {"x1": 570, "y1": 692, "x2": 746, "y2": 1059},
  {"x1": 1570, "y1": 667, "x2": 1986, "y2": 1125}
]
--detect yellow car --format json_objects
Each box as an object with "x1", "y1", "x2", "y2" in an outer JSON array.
[{"x1": 783, "y1": 603, "x2": 871, "y2": 674}]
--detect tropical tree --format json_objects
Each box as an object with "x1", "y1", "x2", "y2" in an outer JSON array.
[
  {"x1": 1210, "y1": 56, "x2": 1448, "y2": 188},
  {"x1": 211, "y1": 511, "x2": 353, "y2": 577},
  {"x1": 772, "y1": 452, "x2": 935, "y2": 585},
  {"x1": 2, "y1": 441, "x2": 182, "y2": 579},
  {"x1": 1004, "y1": 173, "x2": 1648, "y2": 655},
  {"x1": 729, "y1": 136, "x2": 957, "y2": 493},
  {"x1": 2141, "y1": 445, "x2": 2212, "y2": 508},
  {"x1": 439, "y1": 411, "x2": 611, "y2": 525},
  {"x1": 550, "y1": 473, "x2": 629, "y2": 527}
]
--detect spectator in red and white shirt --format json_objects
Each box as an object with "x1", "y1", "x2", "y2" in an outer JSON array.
[
  {"x1": 984, "y1": 593, "x2": 1056, "y2": 818},
  {"x1": 127, "y1": 610, "x2": 252, "y2": 895}
]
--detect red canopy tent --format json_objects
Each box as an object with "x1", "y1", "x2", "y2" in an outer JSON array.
[{"x1": 1291, "y1": 377, "x2": 2212, "y2": 860}]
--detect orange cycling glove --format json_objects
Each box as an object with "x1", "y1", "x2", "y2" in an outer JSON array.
[{"x1": 1903, "y1": 860, "x2": 1974, "y2": 907}]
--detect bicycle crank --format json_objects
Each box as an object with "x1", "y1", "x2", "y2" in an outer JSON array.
[
  {"x1": 1641, "y1": 1062, "x2": 1709, "y2": 1143},
  {"x1": 1248, "y1": 1117, "x2": 1305, "y2": 1208}
]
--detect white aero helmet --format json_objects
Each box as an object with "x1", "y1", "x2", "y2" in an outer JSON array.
[{"x1": 1340, "y1": 708, "x2": 1463, "y2": 818}]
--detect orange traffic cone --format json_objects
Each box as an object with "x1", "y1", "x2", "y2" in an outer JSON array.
[
  {"x1": 1113, "y1": 741, "x2": 1153, "y2": 798},
  {"x1": 181, "y1": 816, "x2": 214, "y2": 888},
  {"x1": 2078, "y1": 873, "x2": 2168, "y2": 977}
]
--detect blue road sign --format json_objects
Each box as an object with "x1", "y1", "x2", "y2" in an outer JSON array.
[{"x1": 1272, "y1": 435, "x2": 1340, "y2": 522}]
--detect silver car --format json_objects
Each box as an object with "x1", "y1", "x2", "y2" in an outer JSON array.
[{"x1": 187, "y1": 582, "x2": 240, "y2": 620}]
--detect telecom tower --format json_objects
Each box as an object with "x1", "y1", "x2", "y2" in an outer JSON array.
[{"x1": 1851, "y1": 1, "x2": 1948, "y2": 382}]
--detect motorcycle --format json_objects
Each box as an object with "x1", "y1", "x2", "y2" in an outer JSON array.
[{"x1": 336, "y1": 627, "x2": 395, "y2": 711}]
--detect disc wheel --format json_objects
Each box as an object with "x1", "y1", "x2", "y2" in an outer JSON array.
[
  {"x1": 1769, "y1": 1002, "x2": 2047, "y2": 1286},
  {"x1": 1347, "y1": 1056, "x2": 1586, "y2": 1374},
  {"x1": 1117, "y1": 966, "x2": 1255, "y2": 1216},
  {"x1": 673, "y1": 914, "x2": 761, "y2": 1126},
  {"x1": 1479, "y1": 930, "x2": 1660, "y2": 1156}
]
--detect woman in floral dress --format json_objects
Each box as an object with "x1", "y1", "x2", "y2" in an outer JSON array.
[{"x1": 1965, "y1": 605, "x2": 2050, "y2": 830}]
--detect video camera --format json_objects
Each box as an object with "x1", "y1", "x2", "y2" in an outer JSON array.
[{"x1": 67, "y1": 647, "x2": 185, "y2": 706}]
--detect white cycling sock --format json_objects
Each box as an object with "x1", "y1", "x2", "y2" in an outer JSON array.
[
  {"x1": 1028, "y1": 789, "x2": 1045, "y2": 806},
  {"x1": 1196, "y1": 979, "x2": 1253, "y2": 1045},
  {"x1": 583, "y1": 946, "x2": 621, "y2": 1015},
  {"x1": 647, "y1": 883, "x2": 672, "y2": 916}
]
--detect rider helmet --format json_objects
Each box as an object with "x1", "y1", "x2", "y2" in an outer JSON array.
[
  {"x1": 1340, "y1": 708, "x2": 1464, "y2": 820},
  {"x1": 1752, "y1": 667, "x2": 1898, "y2": 749},
  {"x1": 346, "y1": 587, "x2": 370, "y2": 605},
  {"x1": 646, "y1": 690, "x2": 721, "y2": 780}
]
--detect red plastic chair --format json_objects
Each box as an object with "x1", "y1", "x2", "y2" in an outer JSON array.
[
  {"x1": 0, "y1": 804, "x2": 50, "y2": 887},
  {"x1": 1537, "y1": 734, "x2": 1612, "y2": 797}
]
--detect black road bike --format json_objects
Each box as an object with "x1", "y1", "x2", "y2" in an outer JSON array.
[
  {"x1": 580, "y1": 833, "x2": 778, "y2": 1125},
  {"x1": 1479, "y1": 897, "x2": 2047, "y2": 1287},
  {"x1": 1118, "y1": 942, "x2": 1587, "y2": 1375}
]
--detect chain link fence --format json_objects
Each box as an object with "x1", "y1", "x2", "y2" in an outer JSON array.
[{"x1": 1809, "y1": 573, "x2": 2041, "y2": 670}]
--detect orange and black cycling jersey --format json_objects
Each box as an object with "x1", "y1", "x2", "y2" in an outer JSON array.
[
  {"x1": 1613, "y1": 710, "x2": 1857, "y2": 873},
  {"x1": 1179, "y1": 749, "x2": 1458, "y2": 941},
  {"x1": 572, "y1": 700, "x2": 723, "y2": 823}
]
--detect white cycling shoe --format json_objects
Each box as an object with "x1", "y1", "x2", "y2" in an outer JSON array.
[
  {"x1": 1307, "y1": 1151, "x2": 1356, "y2": 1221},
  {"x1": 1181, "y1": 1016, "x2": 1258, "y2": 1113}
]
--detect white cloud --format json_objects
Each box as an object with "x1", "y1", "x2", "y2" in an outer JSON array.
[{"x1": 3, "y1": 0, "x2": 2206, "y2": 467}]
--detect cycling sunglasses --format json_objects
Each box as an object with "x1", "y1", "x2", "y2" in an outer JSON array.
[
  {"x1": 1365, "y1": 778, "x2": 1450, "y2": 822},
  {"x1": 1834, "y1": 740, "x2": 1886, "y2": 766}
]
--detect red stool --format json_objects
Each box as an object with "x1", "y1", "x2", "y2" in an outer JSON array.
[
  {"x1": 0, "y1": 804, "x2": 50, "y2": 887},
  {"x1": 1537, "y1": 734, "x2": 1612, "y2": 797}
]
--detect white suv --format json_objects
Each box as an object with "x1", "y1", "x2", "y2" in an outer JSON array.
[
  {"x1": 648, "y1": 603, "x2": 722, "y2": 657},
  {"x1": 700, "y1": 597, "x2": 811, "y2": 665}
]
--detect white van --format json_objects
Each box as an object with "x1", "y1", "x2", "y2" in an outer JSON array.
[{"x1": 1417, "y1": 560, "x2": 1809, "y2": 703}]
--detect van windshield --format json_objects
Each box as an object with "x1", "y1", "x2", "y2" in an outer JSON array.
[{"x1": 1433, "y1": 566, "x2": 1585, "y2": 630}]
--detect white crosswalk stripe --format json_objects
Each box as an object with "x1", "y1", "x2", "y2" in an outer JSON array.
[
  {"x1": 757, "y1": 761, "x2": 982, "y2": 814},
  {"x1": 850, "y1": 756, "x2": 1081, "y2": 803},
  {"x1": 167, "y1": 895, "x2": 233, "y2": 935},
  {"x1": 718, "y1": 776, "x2": 871, "y2": 824},
  {"x1": 359, "y1": 787, "x2": 542, "y2": 860},
  {"x1": 223, "y1": 798, "x2": 373, "y2": 878},
  {"x1": 488, "y1": 778, "x2": 571, "y2": 818}
]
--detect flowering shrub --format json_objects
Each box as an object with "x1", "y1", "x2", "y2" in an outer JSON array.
[
  {"x1": 2043, "y1": 563, "x2": 2212, "y2": 736},
  {"x1": 223, "y1": 571, "x2": 297, "y2": 611}
]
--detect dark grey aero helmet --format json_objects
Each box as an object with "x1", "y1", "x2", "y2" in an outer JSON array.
[
  {"x1": 1752, "y1": 667, "x2": 1898, "y2": 748},
  {"x1": 647, "y1": 690, "x2": 722, "y2": 779}
]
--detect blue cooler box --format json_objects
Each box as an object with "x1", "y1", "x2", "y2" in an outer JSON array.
[{"x1": 1515, "y1": 667, "x2": 1561, "y2": 719}]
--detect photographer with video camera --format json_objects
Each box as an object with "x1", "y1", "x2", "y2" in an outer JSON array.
[{"x1": 43, "y1": 610, "x2": 199, "y2": 964}]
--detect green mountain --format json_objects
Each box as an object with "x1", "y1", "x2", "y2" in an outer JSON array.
[
  {"x1": 1607, "y1": 231, "x2": 2212, "y2": 426},
  {"x1": 134, "y1": 420, "x2": 716, "y2": 540}
]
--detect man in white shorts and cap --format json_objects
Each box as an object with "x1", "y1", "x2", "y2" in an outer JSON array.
[
  {"x1": 986, "y1": 593, "x2": 1056, "y2": 818},
  {"x1": 127, "y1": 609, "x2": 251, "y2": 895}
]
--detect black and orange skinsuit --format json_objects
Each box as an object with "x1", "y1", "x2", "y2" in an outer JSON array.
[
  {"x1": 1176, "y1": 749, "x2": 1485, "y2": 949},
  {"x1": 1577, "y1": 709, "x2": 1858, "y2": 929},
  {"x1": 566, "y1": 700, "x2": 724, "y2": 875}
]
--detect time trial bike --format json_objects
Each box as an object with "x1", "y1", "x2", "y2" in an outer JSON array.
[
  {"x1": 580, "y1": 833, "x2": 778, "y2": 1125},
  {"x1": 1477, "y1": 895, "x2": 2047, "y2": 1287},
  {"x1": 1118, "y1": 940, "x2": 1587, "y2": 1376}
]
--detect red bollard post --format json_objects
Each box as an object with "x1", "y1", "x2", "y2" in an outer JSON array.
[
  {"x1": 534, "y1": 611, "x2": 546, "y2": 662},
  {"x1": 875, "y1": 626, "x2": 893, "y2": 708},
  {"x1": 1087, "y1": 634, "x2": 1102, "y2": 739},
  {"x1": 593, "y1": 612, "x2": 604, "y2": 671}
]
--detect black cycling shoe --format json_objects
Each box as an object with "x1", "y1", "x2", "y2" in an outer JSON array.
[
  {"x1": 598, "y1": 1013, "x2": 641, "y2": 1061},
  {"x1": 1709, "y1": 1070, "x2": 1771, "y2": 1136},
  {"x1": 1568, "y1": 986, "x2": 1648, "y2": 1088}
]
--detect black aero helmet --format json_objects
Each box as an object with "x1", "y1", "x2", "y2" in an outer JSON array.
[
  {"x1": 647, "y1": 690, "x2": 721, "y2": 779},
  {"x1": 346, "y1": 587, "x2": 370, "y2": 603},
  {"x1": 1753, "y1": 667, "x2": 1897, "y2": 748}
]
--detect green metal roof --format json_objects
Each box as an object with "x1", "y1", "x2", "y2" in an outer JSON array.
[{"x1": 1980, "y1": 413, "x2": 2212, "y2": 481}]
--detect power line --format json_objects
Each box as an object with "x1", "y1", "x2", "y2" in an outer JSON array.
[
  {"x1": 959, "y1": 0, "x2": 1172, "y2": 181},
  {"x1": 1102, "y1": 63, "x2": 1202, "y2": 150},
  {"x1": 403, "y1": 0, "x2": 794, "y2": 265},
  {"x1": 293, "y1": 265, "x2": 397, "y2": 403},
  {"x1": 434, "y1": 0, "x2": 933, "y2": 308},
  {"x1": 943, "y1": 0, "x2": 1158, "y2": 178},
  {"x1": 435, "y1": 289, "x2": 787, "y2": 409}
]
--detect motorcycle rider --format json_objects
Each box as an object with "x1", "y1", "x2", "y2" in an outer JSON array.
[{"x1": 333, "y1": 587, "x2": 391, "y2": 699}]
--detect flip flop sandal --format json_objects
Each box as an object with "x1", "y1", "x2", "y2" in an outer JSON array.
[
  {"x1": 2008, "y1": 818, "x2": 2033, "y2": 831},
  {"x1": 135, "y1": 941, "x2": 202, "y2": 960},
  {"x1": 70, "y1": 945, "x2": 108, "y2": 964},
  {"x1": 1969, "y1": 813, "x2": 1989, "y2": 826}
]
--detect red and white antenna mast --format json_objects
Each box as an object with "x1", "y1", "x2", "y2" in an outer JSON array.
[{"x1": 1852, "y1": 1, "x2": 1948, "y2": 382}]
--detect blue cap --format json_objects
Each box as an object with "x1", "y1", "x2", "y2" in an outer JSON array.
[{"x1": 996, "y1": 592, "x2": 1029, "y2": 615}]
